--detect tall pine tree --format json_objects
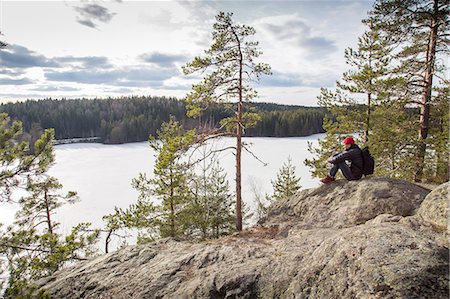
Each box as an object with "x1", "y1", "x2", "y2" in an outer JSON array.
[
  {"x1": 305, "y1": 23, "x2": 395, "y2": 177},
  {"x1": 369, "y1": 0, "x2": 450, "y2": 182},
  {"x1": 183, "y1": 12, "x2": 271, "y2": 231}
]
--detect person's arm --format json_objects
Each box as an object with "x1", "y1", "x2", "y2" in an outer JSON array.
[
  {"x1": 327, "y1": 153, "x2": 338, "y2": 163},
  {"x1": 328, "y1": 150, "x2": 352, "y2": 164}
]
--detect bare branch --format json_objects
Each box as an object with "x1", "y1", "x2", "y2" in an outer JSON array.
[{"x1": 242, "y1": 143, "x2": 268, "y2": 167}]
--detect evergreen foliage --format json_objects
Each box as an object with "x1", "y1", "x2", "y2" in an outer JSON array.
[
  {"x1": 305, "y1": 2, "x2": 449, "y2": 183},
  {"x1": 0, "y1": 125, "x2": 99, "y2": 297},
  {"x1": 187, "y1": 157, "x2": 235, "y2": 239},
  {"x1": 251, "y1": 157, "x2": 302, "y2": 221},
  {"x1": 369, "y1": 0, "x2": 449, "y2": 181},
  {"x1": 114, "y1": 118, "x2": 235, "y2": 242},
  {"x1": 271, "y1": 157, "x2": 302, "y2": 201},
  {"x1": 120, "y1": 117, "x2": 196, "y2": 242},
  {"x1": 425, "y1": 82, "x2": 449, "y2": 182},
  {"x1": 0, "y1": 97, "x2": 325, "y2": 144},
  {"x1": 304, "y1": 21, "x2": 402, "y2": 178},
  {"x1": 183, "y1": 12, "x2": 271, "y2": 231},
  {"x1": 101, "y1": 209, "x2": 128, "y2": 254},
  {"x1": 0, "y1": 113, "x2": 53, "y2": 202}
]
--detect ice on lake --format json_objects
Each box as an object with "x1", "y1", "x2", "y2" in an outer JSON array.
[{"x1": 1, "y1": 134, "x2": 324, "y2": 251}]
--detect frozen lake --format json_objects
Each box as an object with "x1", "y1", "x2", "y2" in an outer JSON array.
[{"x1": 1, "y1": 134, "x2": 324, "y2": 251}]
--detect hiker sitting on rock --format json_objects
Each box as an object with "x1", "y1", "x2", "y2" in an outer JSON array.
[{"x1": 321, "y1": 136, "x2": 363, "y2": 184}]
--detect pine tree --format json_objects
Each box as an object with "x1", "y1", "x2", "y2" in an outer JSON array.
[
  {"x1": 337, "y1": 20, "x2": 393, "y2": 144},
  {"x1": 101, "y1": 208, "x2": 129, "y2": 254},
  {"x1": 317, "y1": 22, "x2": 394, "y2": 139},
  {"x1": 0, "y1": 113, "x2": 54, "y2": 202},
  {"x1": 369, "y1": 0, "x2": 450, "y2": 181},
  {"x1": 125, "y1": 117, "x2": 197, "y2": 242},
  {"x1": 305, "y1": 20, "x2": 420, "y2": 180},
  {"x1": 271, "y1": 157, "x2": 301, "y2": 201},
  {"x1": 425, "y1": 82, "x2": 449, "y2": 182},
  {"x1": 368, "y1": 102, "x2": 417, "y2": 180},
  {"x1": 187, "y1": 156, "x2": 235, "y2": 239},
  {"x1": 183, "y1": 12, "x2": 271, "y2": 231},
  {"x1": 1, "y1": 129, "x2": 99, "y2": 297},
  {"x1": 0, "y1": 113, "x2": 54, "y2": 296}
]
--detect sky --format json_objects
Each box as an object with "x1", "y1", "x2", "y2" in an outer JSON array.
[{"x1": 0, "y1": 0, "x2": 375, "y2": 106}]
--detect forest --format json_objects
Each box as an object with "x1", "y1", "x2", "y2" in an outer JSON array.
[
  {"x1": 0, "y1": 97, "x2": 326, "y2": 144},
  {"x1": 0, "y1": 0, "x2": 449, "y2": 296}
]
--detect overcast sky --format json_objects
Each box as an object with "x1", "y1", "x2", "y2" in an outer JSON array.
[{"x1": 0, "y1": 0, "x2": 375, "y2": 106}]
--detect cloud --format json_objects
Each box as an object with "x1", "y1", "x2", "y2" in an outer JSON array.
[
  {"x1": 263, "y1": 19, "x2": 311, "y2": 39},
  {"x1": 300, "y1": 37, "x2": 337, "y2": 58},
  {"x1": 0, "y1": 44, "x2": 59, "y2": 69},
  {"x1": 45, "y1": 65, "x2": 180, "y2": 88},
  {"x1": 0, "y1": 77, "x2": 33, "y2": 85},
  {"x1": 0, "y1": 44, "x2": 112, "y2": 71},
  {"x1": 0, "y1": 44, "x2": 183, "y2": 89},
  {"x1": 77, "y1": 19, "x2": 97, "y2": 29},
  {"x1": 55, "y1": 56, "x2": 112, "y2": 69},
  {"x1": 29, "y1": 85, "x2": 80, "y2": 92},
  {"x1": 258, "y1": 16, "x2": 337, "y2": 58},
  {"x1": 104, "y1": 87, "x2": 135, "y2": 94},
  {"x1": 75, "y1": 3, "x2": 117, "y2": 29},
  {"x1": 259, "y1": 70, "x2": 337, "y2": 89},
  {"x1": 260, "y1": 71, "x2": 302, "y2": 88},
  {"x1": 139, "y1": 52, "x2": 189, "y2": 68},
  {"x1": 46, "y1": 70, "x2": 118, "y2": 85},
  {"x1": 0, "y1": 68, "x2": 26, "y2": 76}
]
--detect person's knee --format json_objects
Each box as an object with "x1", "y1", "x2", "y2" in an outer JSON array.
[{"x1": 336, "y1": 162, "x2": 347, "y2": 168}]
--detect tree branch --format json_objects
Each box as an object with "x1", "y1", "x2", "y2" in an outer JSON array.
[{"x1": 242, "y1": 143, "x2": 268, "y2": 166}]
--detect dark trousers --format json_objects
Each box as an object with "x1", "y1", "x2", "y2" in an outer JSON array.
[{"x1": 328, "y1": 162, "x2": 356, "y2": 180}]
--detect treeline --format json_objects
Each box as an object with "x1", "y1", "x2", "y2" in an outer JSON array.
[{"x1": 0, "y1": 97, "x2": 325, "y2": 144}]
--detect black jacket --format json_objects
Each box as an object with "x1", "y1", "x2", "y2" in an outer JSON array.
[{"x1": 329, "y1": 144, "x2": 363, "y2": 179}]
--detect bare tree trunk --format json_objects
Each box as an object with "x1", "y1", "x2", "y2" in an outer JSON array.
[
  {"x1": 364, "y1": 92, "x2": 371, "y2": 145},
  {"x1": 364, "y1": 42, "x2": 373, "y2": 145},
  {"x1": 169, "y1": 169, "x2": 175, "y2": 237},
  {"x1": 236, "y1": 35, "x2": 243, "y2": 232},
  {"x1": 414, "y1": 0, "x2": 439, "y2": 182},
  {"x1": 236, "y1": 91, "x2": 243, "y2": 232}
]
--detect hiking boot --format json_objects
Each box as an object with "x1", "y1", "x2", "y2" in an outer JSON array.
[{"x1": 320, "y1": 175, "x2": 335, "y2": 184}]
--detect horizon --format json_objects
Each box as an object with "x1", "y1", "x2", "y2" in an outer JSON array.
[{"x1": 0, "y1": 0, "x2": 374, "y2": 106}]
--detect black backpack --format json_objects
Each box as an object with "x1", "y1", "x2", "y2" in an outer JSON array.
[{"x1": 361, "y1": 146, "x2": 375, "y2": 175}]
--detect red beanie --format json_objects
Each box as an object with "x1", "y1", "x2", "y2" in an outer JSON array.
[{"x1": 343, "y1": 136, "x2": 355, "y2": 145}]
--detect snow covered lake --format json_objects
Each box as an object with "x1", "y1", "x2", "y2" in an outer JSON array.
[{"x1": 1, "y1": 134, "x2": 324, "y2": 249}]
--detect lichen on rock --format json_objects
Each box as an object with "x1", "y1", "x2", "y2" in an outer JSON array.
[
  {"x1": 416, "y1": 182, "x2": 449, "y2": 233},
  {"x1": 36, "y1": 178, "x2": 449, "y2": 298}
]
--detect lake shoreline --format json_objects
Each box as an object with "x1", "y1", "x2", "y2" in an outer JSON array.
[{"x1": 53, "y1": 132, "x2": 327, "y2": 146}]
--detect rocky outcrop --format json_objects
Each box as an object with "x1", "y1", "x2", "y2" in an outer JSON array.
[
  {"x1": 260, "y1": 177, "x2": 429, "y2": 230},
  {"x1": 416, "y1": 182, "x2": 449, "y2": 232},
  {"x1": 37, "y1": 178, "x2": 449, "y2": 298}
]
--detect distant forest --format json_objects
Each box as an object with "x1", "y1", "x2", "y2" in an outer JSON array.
[{"x1": 0, "y1": 96, "x2": 326, "y2": 144}]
